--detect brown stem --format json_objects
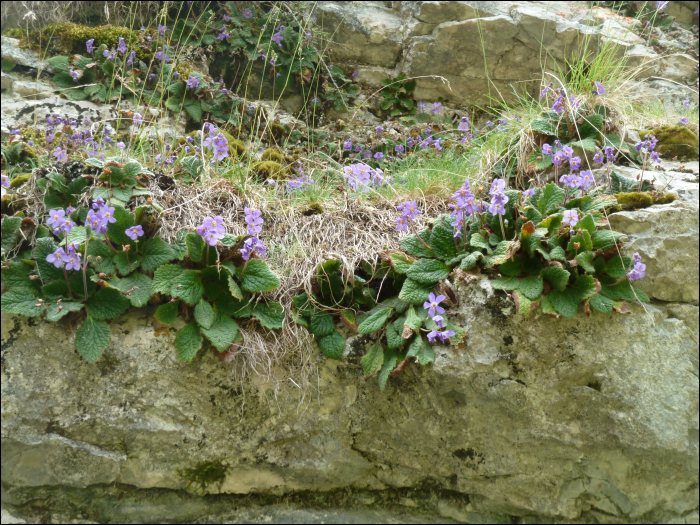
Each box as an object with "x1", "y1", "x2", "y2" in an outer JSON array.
[
  {"x1": 606, "y1": 164, "x2": 613, "y2": 195},
  {"x1": 409, "y1": 220, "x2": 432, "y2": 251},
  {"x1": 63, "y1": 269, "x2": 73, "y2": 297}
]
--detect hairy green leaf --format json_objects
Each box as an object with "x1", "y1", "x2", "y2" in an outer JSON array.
[
  {"x1": 86, "y1": 287, "x2": 130, "y2": 320},
  {"x1": 378, "y1": 347, "x2": 398, "y2": 391},
  {"x1": 175, "y1": 322, "x2": 202, "y2": 362},
  {"x1": 406, "y1": 258, "x2": 450, "y2": 284},
  {"x1": 111, "y1": 273, "x2": 153, "y2": 307},
  {"x1": 75, "y1": 317, "x2": 111, "y2": 363},
  {"x1": 541, "y1": 266, "x2": 570, "y2": 292},
  {"x1": 519, "y1": 275, "x2": 543, "y2": 300},
  {"x1": 0, "y1": 290, "x2": 44, "y2": 317},
  {"x1": 239, "y1": 259, "x2": 280, "y2": 293},
  {"x1": 173, "y1": 270, "x2": 204, "y2": 305},
  {"x1": 361, "y1": 343, "x2": 384, "y2": 376},
  {"x1": 194, "y1": 299, "x2": 216, "y2": 329},
  {"x1": 398, "y1": 278, "x2": 434, "y2": 305},
  {"x1": 141, "y1": 237, "x2": 176, "y2": 273},
  {"x1": 200, "y1": 311, "x2": 239, "y2": 352},
  {"x1": 358, "y1": 306, "x2": 393, "y2": 335},
  {"x1": 251, "y1": 302, "x2": 285, "y2": 329},
  {"x1": 151, "y1": 264, "x2": 183, "y2": 295},
  {"x1": 318, "y1": 331, "x2": 345, "y2": 360},
  {"x1": 400, "y1": 229, "x2": 433, "y2": 258},
  {"x1": 549, "y1": 289, "x2": 580, "y2": 319},
  {"x1": 155, "y1": 301, "x2": 179, "y2": 325}
]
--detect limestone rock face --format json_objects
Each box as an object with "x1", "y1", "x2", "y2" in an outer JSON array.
[
  {"x1": 310, "y1": 1, "x2": 699, "y2": 106},
  {"x1": 609, "y1": 199, "x2": 699, "y2": 306},
  {"x1": 2, "y1": 274, "x2": 697, "y2": 522}
]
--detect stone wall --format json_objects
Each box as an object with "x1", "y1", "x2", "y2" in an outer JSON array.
[
  {"x1": 2, "y1": 263, "x2": 698, "y2": 522},
  {"x1": 312, "y1": 1, "x2": 698, "y2": 106}
]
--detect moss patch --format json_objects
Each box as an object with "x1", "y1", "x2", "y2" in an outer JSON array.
[
  {"x1": 178, "y1": 460, "x2": 229, "y2": 494},
  {"x1": 13, "y1": 23, "x2": 141, "y2": 59},
  {"x1": 612, "y1": 191, "x2": 677, "y2": 211},
  {"x1": 261, "y1": 148, "x2": 284, "y2": 163},
  {"x1": 9, "y1": 173, "x2": 31, "y2": 189},
  {"x1": 252, "y1": 161, "x2": 291, "y2": 179},
  {"x1": 639, "y1": 125, "x2": 699, "y2": 160}
]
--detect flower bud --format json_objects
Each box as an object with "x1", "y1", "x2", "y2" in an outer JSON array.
[
  {"x1": 574, "y1": 242, "x2": 581, "y2": 250},
  {"x1": 96, "y1": 256, "x2": 102, "y2": 262},
  {"x1": 57, "y1": 299, "x2": 62, "y2": 305},
  {"x1": 123, "y1": 244, "x2": 131, "y2": 252},
  {"x1": 30, "y1": 275, "x2": 40, "y2": 280}
]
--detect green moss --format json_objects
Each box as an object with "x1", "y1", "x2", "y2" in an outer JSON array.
[
  {"x1": 268, "y1": 123, "x2": 288, "y2": 143},
  {"x1": 17, "y1": 23, "x2": 140, "y2": 58},
  {"x1": 252, "y1": 161, "x2": 291, "y2": 179},
  {"x1": 261, "y1": 148, "x2": 284, "y2": 163},
  {"x1": 3, "y1": 28, "x2": 24, "y2": 39},
  {"x1": 9, "y1": 173, "x2": 31, "y2": 189},
  {"x1": 613, "y1": 191, "x2": 677, "y2": 211},
  {"x1": 301, "y1": 202, "x2": 324, "y2": 216},
  {"x1": 178, "y1": 460, "x2": 229, "y2": 494},
  {"x1": 639, "y1": 125, "x2": 699, "y2": 160},
  {"x1": 219, "y1": 131, "x2": 247, "y2": 158},
  {"x1": 20, "y1": 129, "x2": 46, "y2": 147}
]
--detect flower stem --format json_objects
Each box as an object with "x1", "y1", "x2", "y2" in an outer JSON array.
[
  {"x1": 498, "y1": 214, "x2": 506, "y2": 240},
  {"x1": 606, "y1": 163, "x2": 613, "y2": 195},
  {"x1": 63, "y1": 269, "x2": 73, "y2": 297},
  {"x1": 409, "y1": 220, "x2": 432, "y2": 251}
]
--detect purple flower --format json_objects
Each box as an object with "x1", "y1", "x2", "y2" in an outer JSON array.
[
  {"x1": 627, "y1": 260, "x2": 647, "y2": 281},
  {"x1": 64, "y1": 251, "x2": 82, "y2": 271},
  {"x1": 53, "y1": 147, "x2": 67, "y2": 162},
  {"x1": 126, "y1": 50, "x2": 136, "y2": 66},
  {"x1": 86, "y1": 210, "x2": 105, "y2": 233},
  {"x1": 683, "y1": 99, "x2": 690, "y2": 110},
  {"x1": 488, "y1": 192, "x2": 508, "y2": 216},
  {"x1": 352, "y1": 70, "x2": 359, "y2": 79},
  {"x1": 117, "y1": 36, "x2": 127, "y2": 54},
  {"x1": 457, "y1": 117, "x2": 470, "y2": 132},
  {"x1": 406, "y1": 137, "x2": 414, "y2": 148},
  {"x1": 244, "y1": 208, "x2": 263, "y2": 236},
  {"x1": 489, "y1": 178, "x2": 506, "y2": 195},
  {"x1": 46, "y1": 247, "x2": 67, "y2": 268},
  {"x1": 542, "y1": 143, "x2": 552, "y2": 156},
  {"x1": 240, "y1": 237, "x2": 265, "y2": 260},
  {"x1": 552, "y1": 151, "x2": 564, "y2": 166},
  {"x1": 133, "y1": 113, "x2": 143, "y2": 126},
  {"x1": 431, "y1": 102, "x2": 442, "y2": 115},
  {"x1": 92, "y1": 197, "x2": 105, "y2": 210},
  {"x1": 343, "y1": 140, "x2": 352, "y2": 151},
  {"x1": 223, "y1": 14, "x2": 230, "y2": 22},
  {"x1": 424, "y1": 293, "x2": 446, "y2": 318},
  {"x1": 344, "y1": 163, "x2": 372, "y2": 192},
  {"x1": 86, "y1": 38, "x2": 95, "y2": 54},
  {"x1": 562, "y1": 145, "x2": 574, "y2": 159},
  {"x1": 218, "y1": 29, "x2": 230, "y2": 41},
  {"x1": 562, "y1": 209, "x2": 579, "y2": 227},
  {"x1": 373, "y1": 152, "x2": 384, "y2": 160},
  {"x1": 432, "y1": 315, "x2": 445, "y2": 329},
  {"x1": 655, "y1": 1, "x2": 668, "y2": 11},
  {"x1": 158, "y1": 24, "x2": 167, "y2": 36},
  {"x1": 485, "y1": 120, "x2": 494, "y2": 129},
  {"x1": 522, "y1": 188, "x2": 535, "y2": 199},
  {"x1": 1, "y1": 173, "x2": 8, "y2": 189},
  {"x1": 650, "y1": 151, "x2": 661, "y2": 163},
  {"x1": 311, "y1": 97, "x2": 319, "y2": 104},
  {"x1": 397, "y1": 200, "x2": 422, "y2": 220},
  {"x1": 592, "y1": 81, "x2": 606, "y2": 95},
  {"x1": 126, "y1": 225, "x2": 144, "y2": 241},
  {"x1": 187, "y1": 75, "x2": 199, "y2": 89},
  {"x1": 376, "y1": 126, "x2": 383, "y2": 134},
  {"x1": 100, "y1": 206, "x2": 117, "y2": 224},
  {"x1": 540, "y1": 83, "x2": 552, "y2": 97},
  {"x1": 272, "y1": 32, "x2": 283, "y2": 46},
  {"x1": 395, "y1": 144, "x2": 404, "y2": 153},
  {"x1": 554, "y1": 140, "x2": 562, "y2": 149},
  {"x1": 428, "y1": 329, "x2": 455, "y2": 344},
  {"x1": 394, "y1": 216, "x2": 408, "y2": 232},
  {"x1": 69, "y1": 69, "x2": 79, "y2": 82},
  {"x1": 593, "y1": 152, "x2": 604, "y2": 164},
  {"x1": 117, "y1": 141, "x2": 125, "y2": 150},
  {"x1": 679, "y1": 117, "x2": 689, "y2": 126},
  {"x1": 579, "y1": 170, "x2": 594, "y2": 189},
  {"x1": 244, "y1": 9, "x2": 254, "y2": 18},
  {"x1": 569, "y1": 156, "x2": 581, "y2": 171}
]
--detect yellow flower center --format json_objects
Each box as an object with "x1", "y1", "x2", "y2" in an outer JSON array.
[{"x1": 431, "y1": 302, "x2": 437, "y2": 308}]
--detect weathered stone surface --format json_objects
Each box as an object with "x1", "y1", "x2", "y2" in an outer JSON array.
[
  {"x1": 311, "y1": 2, "x2": 699, "y2": 106},
  {"x1": 1, "y1": 274, "x2": 697, "y2": 523},
  {"x1": 609, "y1": 200, "x2": 699, "y2": 305},
  {"x1": 1, "y1": 36, "x2": 53, "y2": 73}
]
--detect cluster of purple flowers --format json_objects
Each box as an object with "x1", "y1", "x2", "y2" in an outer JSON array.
[
  {"x1": 287, "y1": 168, "x2": 314, "y2": 191},
  {"x1": 47, "y1": 244, "x2": 82, "y2": 271},
  {"x1": 196, "y1": 215, "x2": 226, "y2": 246},
  {"x1": 627, "y1": 252, "x2": 646, "y2": 281},
  {"x1": 423, "y1": 295, "x2": 455, "y2": 343},
  {"x1": 394, "y1": 200, "x2": 421, "y2": 232},
  {"x1": 635, "y1": 135, "x2": 661, "y2": 163},
  {"x1": 448, "y1": 180, "x2": 482, "y2": 238},
  {"x1": 218, "y1": 27, "x2": 230, "y2": 41},
  {"x1": 187, "y1": 75, "x2": 200, "y2": 89},
  {"x1": 488, "y1": 179, "x2": 509, "y2": 217},
  {"x1": 201, "y1": 123, "x2": 229, "y2": 161},
  {"x1": 241, "y1": 207, "x2": 266, "y2": 260},
  {"x1": 343, "y1": 162, "x2": 388, "y2": 193},
  {"x1": 593, "y1": 145, "x2": 616, "y2": 165},
  {"x1": 84, "y1": 197, "x2": 117, "y2": 235},
  {"x1": 47, "y1": 207, "x2": 77, "y2": 235}
]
